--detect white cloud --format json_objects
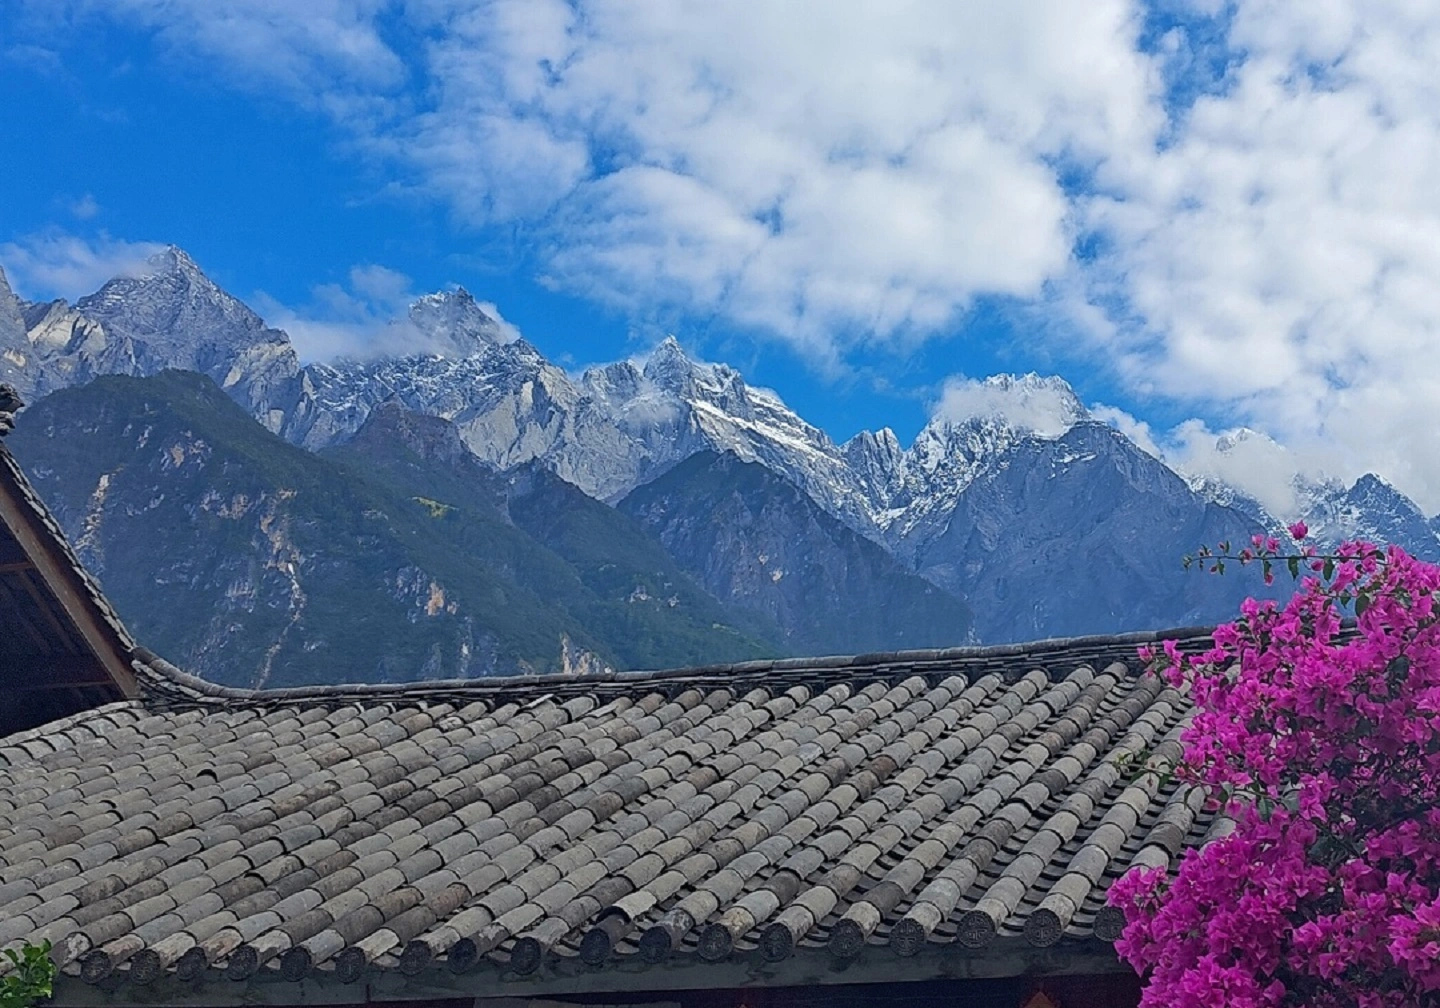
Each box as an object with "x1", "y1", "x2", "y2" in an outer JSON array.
[
  {"x1": 1165, "y1": 422, "x2": 1310, "y2": 518},
  {"x1": 0, "y1": 231, "x2": 163, "y2": 300},
  {"x1": 254, "y1": 264, "x2": 519, "y2": 361},
  {"x1": 933, "y1": 374, "x2": 1087, "y2": 438},
  {"x1": 68, "y1": 194, "x2": 101, "y2": 220},
  {"x1": 31, "y1": 0, "x2": 1161, "y2": 345},
  {"x1": 17, "y1": 0, "x2": 1440, "y2": 511},
  {"x1": 419, "y1": 0, "x2": 1159, "y2": 344},
  {"x1": 73, "y1": 0, "x2": 405, "y2": 98},
  {"x1": 1079, "y1": 1, "x2": 1440, "y2": 512},
  {"x1": 1090, "y1": 403, "x2": 1164, "y2": 460},
  {"x1": 253, "y1": 264, "x2": 420, "y2": 361}
]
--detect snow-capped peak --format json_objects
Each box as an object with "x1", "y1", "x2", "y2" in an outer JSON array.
[
  {"x1": 76, "y1": 244, "x2": 268, "y2": 343},
  {"x1": 929, "y1": 373, "x2": 1087, "y2": 438},
  {"x1": 404, "y1": 288, "x2": 507, "y2": 358},
  {"x1": 1177, "y1": 425, "x2": 1314, "y2": 522},
  {"x1": 149, "y1": 244, "x2": 205, "y2": 278},
  {"x1": 642, "y1": 336, "x2": 707, "y2": 388},
  {"x1": 641, "y1": 337, "x2": 751, "y2": 411},
  {"x1": 1214, "y1": 426, "x2": 1281, "y2": 455}
]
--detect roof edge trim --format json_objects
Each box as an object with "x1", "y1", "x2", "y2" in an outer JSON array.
[{"x1": 134, "y1": 625, "x2": 1216, "y2": 704}]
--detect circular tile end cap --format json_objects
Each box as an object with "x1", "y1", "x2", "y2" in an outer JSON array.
[
  {"x1": 889, "y1": 917, "x2": 927, "y2": 958},
  {"x1": 1093, "y1": 905, "x2": 1127, "y2": 943},
  {"x1": 508, "y1": 937, "x2": 543, "y2": 975},
  {"x1": 79, "y1": 950, "x2": 113, "y2": 985},
  {"x1": 129, "y1": 949, "x2": 164, "y2": 986},
  {"x1": 578, "y1": 928, "x2": 613, "y2": 966},
  {"x1": 956, "y1": 910, "x2": 997, "y2": 949},
  {"x1": 334, "y1": 947, "x2": 367, "y2": 984},
  {"x1": 224, "y1": 945, "x2": 260, "y2": 981},
  {"x1": 279, "y1": 947, "x2": 312, "y2": 982},
  {"x1": 696, "y1": 923, "x2": 733, "y2": 962},
  {"x1": 447, "y1": 938, "x2": 479, "y2": 974},
  {"x1": 637, "y1": 926, "x2": 672, "y2": 963},
  {"x1": 398, "y1": 940, "x2": 431, "y2": 976},
  {"x1": 827, "y1": 919, "x2": 866, "y2": 961},
  {"x1": 1025, "y1": 909, "x2": 1064, "y2": 947},
  {"x1": 174, "y1": 947, "x2": 209, "y2": 982},
  {"x1": 759, "y1": 923, "x2": 795, "y2": 963}
]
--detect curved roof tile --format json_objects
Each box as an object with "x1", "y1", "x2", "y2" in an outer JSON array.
[{"x1": 0, "y1": 630, "x2": 1224, "y2": 1000}]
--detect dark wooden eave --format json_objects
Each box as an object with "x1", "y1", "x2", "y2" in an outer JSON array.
[{"x1": 0, "y1": 396, "x2": 138, "y2": 735}]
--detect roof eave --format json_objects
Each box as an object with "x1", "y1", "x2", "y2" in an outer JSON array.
[{"x1": 47, "y1": 936, "x2": 1131, "y2": 1007}]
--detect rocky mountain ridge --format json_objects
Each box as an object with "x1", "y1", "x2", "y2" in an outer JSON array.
[{"x1": 3, "y1": 247, "x2": 1435, "y2": 650}]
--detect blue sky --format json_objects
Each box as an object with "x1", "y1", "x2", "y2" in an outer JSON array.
[{"x1": 3, "y1": 1, "x2": 1440, "y2": 514}]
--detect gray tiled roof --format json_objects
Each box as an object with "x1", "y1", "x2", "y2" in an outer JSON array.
[{"x1": 0, "y1": 630, "x2": 1221, "y2": 998}]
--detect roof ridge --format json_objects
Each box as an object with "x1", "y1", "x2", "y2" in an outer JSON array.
[{"x1": 133, "y1": 625, "x2": 1216, "y2": 708}]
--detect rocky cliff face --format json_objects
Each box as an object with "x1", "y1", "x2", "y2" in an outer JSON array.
[
  {"x1": 909, "y1": 421, "x2": 1269, "y2": 641},
  {"x1": 1298, "y1": 474, "x2": 1440, "y2": 561},
  {"x1": 284, "y1": 339, "x2": 646, "y2": 498},
  {"x1": 0, "y1": 267, "x2": 32, "y2": 395},
  {"x1": 619, "y1": 451, "x2": 973, "y2": 654},
  {"x1": 1184, "y1": 430, "x2": 1440, "y2": 561},
  {"x1": 283, "y1": 334, "x2": 873, "y2": 528}
]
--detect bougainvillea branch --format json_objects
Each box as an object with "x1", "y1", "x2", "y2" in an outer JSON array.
[{"x1": 1111, "y1": 527, "x2": 1440, "y2": 1008}]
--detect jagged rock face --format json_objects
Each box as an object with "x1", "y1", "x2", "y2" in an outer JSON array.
[
  {"x1": 285, "y1": 335, "x2": 876, "y2": 522},
  {"x1": 7, "y1": 246, "x2": 1434, "y2": 650},
  {"x1": 1186, "y1": 444, "x2": 1440, "y2": 561},
  {"x1": 0, "y1": 249, "x2": 302, "y2": 426},
  {"x1": 1302, "y1": 473, "x2": 1440, "y2": 561},
  {"x1": 914, "y1": 422, "x2": 1268, "y2": 642},
  {"x1": 841, "y1": 427, "x2": 904, "y2": 505},
  {"x1": 873, "y1": 375, "x2": 1092, "y2": 555},
  {"x1": 73, "y1": 246, "x2": 302, "y2": 425},
  {"x1": 75, "y1": 247, "x2": 267, "y2": 360},
  {"x1": 0, "y1": 267, "x2": 34, "y2": 395},
  {"x1": 283, "y1": 341, "x2": 648, "y2": 498},
  {"x1": 619, "y1": 451, "x2": 974, "y2": 654}
]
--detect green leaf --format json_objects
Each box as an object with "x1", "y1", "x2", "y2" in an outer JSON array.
[
  {"x1": 1287, "y1": 556, "x2": 1301, "y2": 579},
  {"x1": 1355, "y1": 592, "x2": 1370, "y2": 618},
  {"x1": 0, "y1": 941, "x2": 55, "y2": 1008},
  {"x1": 1323, "y1": 558, "x2": 1336, "y2": 580}
]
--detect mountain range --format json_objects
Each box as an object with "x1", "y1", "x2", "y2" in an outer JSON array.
[{"x1": 3, "y1": 246, "x2": 1436, "y2": 683}]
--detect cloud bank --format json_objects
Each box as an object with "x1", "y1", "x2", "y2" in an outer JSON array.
[
  {"x1": 15, "y1": 0, "x2": 1440, "y2": 511},
  {"x1": 0, "y1": 231, "x2": 164, "y2": 301}
]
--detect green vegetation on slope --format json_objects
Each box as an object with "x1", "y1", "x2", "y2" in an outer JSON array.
[{"x1": 10, "y1": 372, "x2": 778, "y2": 686}]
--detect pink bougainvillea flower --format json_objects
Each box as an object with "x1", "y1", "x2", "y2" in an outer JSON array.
[
  {"x1": 1288, "y1": 521, "x2": 1308, "y2": 541},
  {"x1": 1112, "y1": 540, "x2": 1440, "y2": 1008}
]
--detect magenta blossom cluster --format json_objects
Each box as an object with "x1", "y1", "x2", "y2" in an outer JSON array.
[{"x1": 1112, "y1": 535, "x2": 1440, "y2": 1007}]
